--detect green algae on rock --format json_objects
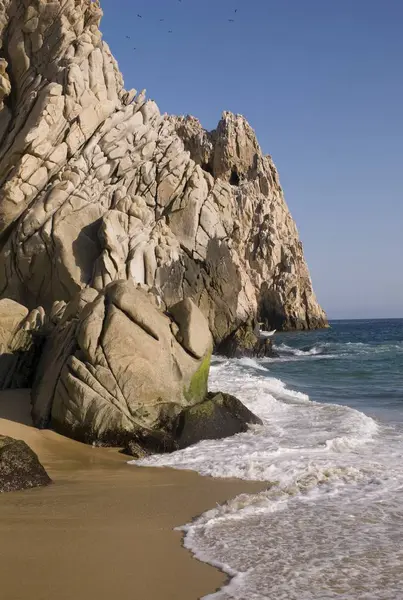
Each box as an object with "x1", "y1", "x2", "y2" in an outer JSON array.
[
  {"x1": 173, "y1": 392, "x2": 263, "y2": 450},
  {"x1": 32, "y1": 281, "x2": 214, "y2": 447},
  {"x1": 184, "y1": 352, "x2": 212, "y2": 404}
]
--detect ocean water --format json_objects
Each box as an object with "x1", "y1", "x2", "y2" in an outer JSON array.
[{"x1": 136, "y1": 319, "x2": 403, "y2": 599}]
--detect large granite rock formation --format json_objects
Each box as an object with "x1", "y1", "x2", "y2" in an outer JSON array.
[
  {"x1": 0, "y1": 0, "x2": 326, "y2": 347},
  {"x1": 0, "y1": 435, "x2": 51, "y2": 492},
  {"x1": 31, "y1": 280, "x2": 213, "y2": 445}
]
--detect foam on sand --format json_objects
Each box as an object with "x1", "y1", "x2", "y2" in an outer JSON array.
[{"x1": 137, "y1": 356, "x2": 403, "y2": 600}]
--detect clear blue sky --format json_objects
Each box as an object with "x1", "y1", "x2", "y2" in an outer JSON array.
[{"x1": 99, "y1": 0, "x2": 402, "y2": 319}]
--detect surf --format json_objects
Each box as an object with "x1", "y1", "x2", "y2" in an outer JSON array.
[{"x1": 135, "y1": 319, "x2": 403, "y2": 599}]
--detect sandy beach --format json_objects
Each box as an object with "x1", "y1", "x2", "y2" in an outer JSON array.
[{"x1": 0, "y1": 389, "x2": 265, "y2": 600}]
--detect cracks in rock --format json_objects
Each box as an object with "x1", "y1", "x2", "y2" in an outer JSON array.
[
  {"x1": 58, "y1": 375, "x2": 84, "y2": 424},
  {"x1": 179, "y1": 243, "x2": 195, "y2": 263},
  {"x1": 96, "y1": 295, "x2": 135, "y2": 420},
  {"x1": 153, "y1": 162, "x2": 160, "y2": 222},
  {"x1": 115, "y1": 303, "x2": 159, "y2": 342},
  {"x1": 301, "y1": 289, "x2": 311, "y2": 329},
  {"x1": 0, "y1": 73, "x2": 14, "y2": 149},
  {"x1": 90, "y1": 296, "x2": 165, "y2": 427},
  {"x1": 0, "y1": 3, "x2": 325, "y2": 340},
  {"x1": 98, "y1": 339, "x2": 135, "y2": 422},
  {"x1": 151, "y1": 140, "x2": 182, "y2": 218},
  {"x1": 160, "y1": 171, "x2": 190, "y2": 222}
]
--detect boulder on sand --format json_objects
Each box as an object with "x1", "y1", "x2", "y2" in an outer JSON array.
[
  {"x1": 0, "y1": 435, "x2": 51, "y2": 493},
  {"x1": 31, "y1": 280, "x2": 262, "y2": 455},
  {"x1": 31, "y1": 280, "x2": 213, "y2": 446}
]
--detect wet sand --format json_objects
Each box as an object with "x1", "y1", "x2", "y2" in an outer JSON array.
[{"x1": 0, "y1": 389, "x2": 265, "y2": 600}]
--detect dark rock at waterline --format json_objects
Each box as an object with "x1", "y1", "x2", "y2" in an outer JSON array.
[
  {"x1": 173, "y1": 392, "x2": 262, "y2": 450},
  {"x1": 122, "y1": 427, "x2": 178, "y2": 458},
  {"x1": 0, "y1": 435, "x2": 51, "y2": 493},
  {"x1": 121, "y1": 441, "x2": 151, "y2": 460},
  {"x1": 122, "y1": 392, "x2": 262, "y2": 457},
  {"x1": 217, "y1": 321, "x2": 279, "y2": 359},
  {"x1": 254, "y1": 338, "x2": 279, "y2": 359}
]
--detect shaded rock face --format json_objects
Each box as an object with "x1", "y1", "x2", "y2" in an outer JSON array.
[
  {"x1": 31, "y1": 280, "x2": 213, "y2": 445},
  {"x1": 173, "y1": 392, "x2": 262, "y2": 450},
  {"x1": 0, "y1": 0, "x2": 326, "y2": 345},
  {"x1": 0, "y1": 435, "x2": 51, "y2": 492},
  {"x1": 122, "y1": 391, "x2": 262, "y2": 457},
  {"x1": 0, "y1": 298, "x2": 49, "y2": 389}
]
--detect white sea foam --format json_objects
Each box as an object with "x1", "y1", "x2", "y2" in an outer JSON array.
[
  {"x1": 274, "y1": 343, "x2": 324, "y2": 356},
  {"x1": 134, "y1": 351, "x2": 403, "y2": 599},
  {"x1": 272, "y1": 340, "x2": 403, "y2": 362},
  {"x1": 136, "y1": 357, "x2": 380, "y2": 484}
]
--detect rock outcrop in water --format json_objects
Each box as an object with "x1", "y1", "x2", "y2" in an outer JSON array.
[
  {"x1": 172, "y1": 391, "x2": 263, "y2": 451},
  {"x1": 31, "y1": 280, "x2": 213, "y2": 445},
  {"x1": 0, "y1": 0, "x2": 326, "y2": 453},
  {"x1": 216, "y1": 318, "x2": 279, "y2": 359}
]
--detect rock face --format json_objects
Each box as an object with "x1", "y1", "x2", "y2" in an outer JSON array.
[
  {"x1": 173, "y1": 392, "x2": 262, "y2": 450},
  {"x1": 0, "y1": 435, "x2": 51, "y2": 492},
  {"x1": 31, "y1": 280, "x2": 213, "y2": 445},
  {"x1": 0, "y1": 298, "x2": 47, "y2": 389},
  {"x1": 0, "y1": 0, "x2": 326, "y2": 347},
  {"x1": 0, "y1": 299, "x2": 28, "y2": 343}
]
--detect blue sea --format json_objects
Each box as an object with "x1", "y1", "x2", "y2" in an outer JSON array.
[{"x1": 138, "y1": 319, "x2": 403, "y2": 599}]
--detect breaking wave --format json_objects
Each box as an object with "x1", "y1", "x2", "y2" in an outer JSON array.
[{"x1": 134, "y1": 319, "x2": 403, "y2": 599}]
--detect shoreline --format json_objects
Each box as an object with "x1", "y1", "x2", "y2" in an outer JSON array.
[{"x1": 0, "y1": 389, "x2": 266, "y2": 600}]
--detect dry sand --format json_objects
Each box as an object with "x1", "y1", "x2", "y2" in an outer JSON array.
[{"x1": 0, "y1": 389, "x2": 265, "y2": 600}]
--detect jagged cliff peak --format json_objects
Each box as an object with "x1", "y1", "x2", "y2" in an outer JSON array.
[{"x1": 0, "y1": 0, "x2": 326, "y2": 341}]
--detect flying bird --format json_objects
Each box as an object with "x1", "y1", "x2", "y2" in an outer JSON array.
[
  {"x1": 125, "y1": 35, "x2": 130, "y2": 39},
  {"x1": 137, "y1": 14, "x2": 142, "y2": 18},
  {"x1": 168, "y1": 30, "x2": 173, "y2": 33},
  {"x1": 160, "y1": 18, "x2": 164, "y2": 21},
  {"x1": 228, "y1": 19, "x2": 234, "y2": 22},
  {"x1": 235, "y1": 8, "x2": 238, "y2": 12}
]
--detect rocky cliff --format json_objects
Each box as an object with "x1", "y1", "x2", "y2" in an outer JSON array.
[{"x1": 0, "y1": 0, "x2": 326, "y2": 346}]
